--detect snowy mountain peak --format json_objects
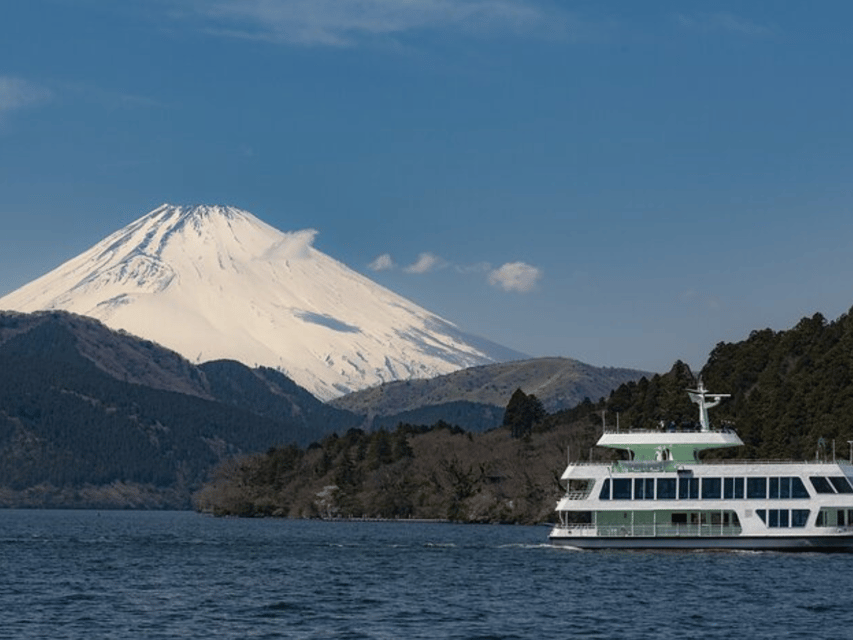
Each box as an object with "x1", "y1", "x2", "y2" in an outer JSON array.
[
  {"x1": 141, "y1": 204, "x2": 274, "y2": 241},
  {"x1": 0, "y1": 204, "x2": 523, "y2": 399}
]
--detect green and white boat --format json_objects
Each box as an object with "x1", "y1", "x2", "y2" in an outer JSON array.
[{"x1": 549, "y1": 382, "x2": 853, "y2": 550}]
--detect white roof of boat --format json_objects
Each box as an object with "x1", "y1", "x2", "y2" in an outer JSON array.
[{"x1": 597, "y1": 430, "x2": 744, "y2": 447}]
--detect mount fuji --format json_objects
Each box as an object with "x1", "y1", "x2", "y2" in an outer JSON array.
[{"x1": 0, "y1": 204, "x2": 525, "y2": 400}]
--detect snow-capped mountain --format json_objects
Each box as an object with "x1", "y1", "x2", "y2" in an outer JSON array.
[{"x1": 0, "y1": 204, "x2": 523, "y2": 399}]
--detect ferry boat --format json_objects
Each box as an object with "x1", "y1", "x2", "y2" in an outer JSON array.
[{"x1": 549, "y1": 382, "x2": 853, "y2": 551}]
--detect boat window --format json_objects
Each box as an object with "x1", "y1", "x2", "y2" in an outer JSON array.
[
  {"x1": 563, "y1": 511, "x2": 593, "y2": 525},
  {"x1": 791, "y1": 509, "x2": 810, "y2": 527},
  {"x1": 768, "y1": 509, "x2": 779, "y2": 527},
  {"x1": 791, "y1": 477, "x2": 810, "y2": 499},
  {"x1": 809, "y1": 476, "x2": 836, "y2": 494},
  {"x1": 599, "y1": 478, "x2": 611, "y2": 500},
  {"x1": 747, "y1": 477, "x2": 767, "y2": 499},
  {"x1": 766, "y1": 509, "x2": 792, "y2": 528},
  {"x1": 757, "y1": 509, "x2": 766, "y2": 524},
  {"x1": 816, "y1": 508, "x2": 851, "y2": 527},
  {"x1": 671, "y1": 513, "x2": 687, "y2": 524},
  {"x1": 657, "y1": 478, "x2": 676, "y2": 499},
  {"x1": 769, "y1": 477, "x2": 780, "y2": 499},
  {"x1": 633, "y1": 478, "x2": 644, "y2": 499},
  {"x1": 724, "y1": 477, "x2": 744, "y2": 499},
  {"x1": 678, "y1": 477, "x2": 699, "y2": 500},
  {"x1": 612, "y1": 478, "x2": 632, "y2": 500},
  {"x1": 701, "y1": 477, "x2": 722, "y2": 500},
  {"x1": 634, "y1": 478, "x2": 654, "y2": 500},
  {"x1": 768, "y1": 477, "x2": 801, "y2": 499},
  {"x1": 829, "y1": 477, "x2": 853, "y2": 494}
]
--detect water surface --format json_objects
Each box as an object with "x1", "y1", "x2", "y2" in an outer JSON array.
[{"x1": 1, "y1": 510, "x2": 850, "y2": 639}]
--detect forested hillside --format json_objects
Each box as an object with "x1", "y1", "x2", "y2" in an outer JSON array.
[
  {"x1": 7, "y1": 307, "x2": 853, "y2": 513},
  {"x1": 602, "y1": 312, "x2": 853, "y2": 460},
  {"x1": 196, "y1": 309, "x2": 853, "y2": 522},
  {"x1": 0, "y1": 311, "x2": 648, "y2": 508},
  {"x1": 704, "y1": 312, "x2": 853, "y2": 459},
  {"x1": 0, "y1": 311, "x2": 359, "y2": 507}
]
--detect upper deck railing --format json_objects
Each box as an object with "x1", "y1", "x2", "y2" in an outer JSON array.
[
  {"x1": 562, "y1": 458, "x2": 852, "y2": 469},
  {"x1": 550, "y1": 522, "x2": 745, "y2": 538},
  {"x1": 600, "y1": 426, "x2": 737, "y2": 435},
  {"x1": 702, "y1": 458, "x2": 852, "y2": 466}
]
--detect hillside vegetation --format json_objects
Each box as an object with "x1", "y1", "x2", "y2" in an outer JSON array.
[
  {"x1": 0, "y1": 311, "x2": 359, "y2": 508},
  {"x1": 0, "y1": 311, "x2": 639, "y2": 508},
  {"x1": 196, "y1": 309, "x2": 853, "y2": 522}
]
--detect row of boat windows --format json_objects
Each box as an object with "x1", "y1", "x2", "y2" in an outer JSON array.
[
  {"x1": 810, "y1": 476, "x2": 853, "y2": 494},
  {"x1": 666, "y1": 510, "x2": 815, "y2": 529},
  {"x1": 756, "y1": 509, "x2": 810, "y2": 528},
  {"x1": 816, "y1": 509, "x2": 853, "y2": 527},
  {"x1": 669, "y1": 508, "x2": 853, "y2": 528},
  {"x1": 598, "y1": 476, "x2": 853, "y2": 501},
  {"x1": 667, "y1": 508, "x2": 852, "y2": 528}
]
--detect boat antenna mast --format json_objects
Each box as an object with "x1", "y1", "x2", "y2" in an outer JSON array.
[{"x1": 687, "y1": 380, "x2": 730, "y2": 432}]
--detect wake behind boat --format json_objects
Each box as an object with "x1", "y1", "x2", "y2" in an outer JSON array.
[{"x1": 549, "y1": 382, "x2": 853, "y2": 551}]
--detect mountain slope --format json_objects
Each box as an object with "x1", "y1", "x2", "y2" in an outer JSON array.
[
  {"x1": 331, "y1": 357, "x2": 650, "y2": 431},
  {"x1": 0, "y1": 310, "x2": 647, "y2": 507},
  {"x1": 0, "y1": 310, "x2": 360, "y2": 507},
  {"x1": 0, "y1": 204, "x2": 524, "y2": 399}
]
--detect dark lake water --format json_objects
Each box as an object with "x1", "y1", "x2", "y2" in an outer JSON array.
[{"x1": 1, "y1": 510, "x2": 851, "y2": 639}]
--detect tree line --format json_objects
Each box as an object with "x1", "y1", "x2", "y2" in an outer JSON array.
[{"x1": 195, "y1": 307, "x2": 853, "y2": 521}]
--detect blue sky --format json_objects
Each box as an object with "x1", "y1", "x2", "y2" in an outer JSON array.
[{"x1": 2, "y1": 1, "x2": 852, "y2": 374}]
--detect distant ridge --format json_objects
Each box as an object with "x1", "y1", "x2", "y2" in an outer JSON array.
[
  {"x1": 331, "y1": 357, "x2": 651, "y2": 430},
  {"x1": 0, "y1": 204, "x2": 525, "y2": 399}
]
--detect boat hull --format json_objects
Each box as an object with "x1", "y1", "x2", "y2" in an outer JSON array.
[{"x1": 548, "y1": 533, "x2": 853, "y2": 552}]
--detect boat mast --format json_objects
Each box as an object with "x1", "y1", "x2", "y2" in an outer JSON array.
[{"x1": 687, "y1": 380, "x2": 730, "y2": 432}]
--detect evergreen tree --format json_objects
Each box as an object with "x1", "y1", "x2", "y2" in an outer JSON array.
[{"x1": 502, "y1": 389, "x2": 546, "y2": 439}]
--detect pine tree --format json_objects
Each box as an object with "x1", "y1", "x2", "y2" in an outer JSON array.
[{"x1": 502, "y1": 388, "x2": 546, "y2": 439}]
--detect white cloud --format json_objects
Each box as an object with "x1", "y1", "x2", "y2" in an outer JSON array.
[
  {"x1": 488, "y1": 261, "x2": 541, "y2": 293},
  {"x1": 380, "y1": 250, "x2": 540, "y2": 293},
  {"x1": 0, "y1": 76, "x2": 51, "y2": 114},
  {"x1": 405, "y1": 252, "x2": 445, "y2": 274},
  {"x1": 175, "y1": 0, "x2": 570, "y2": 47},
  {"x1": 264, "y1": 229, "x2": 318, "y2": 260},
  {"x1": 368, "y1": 253, "x2": 395, "y2": 271}
]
